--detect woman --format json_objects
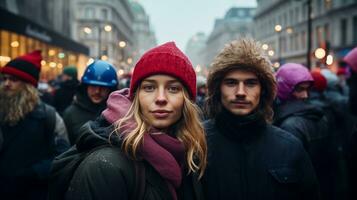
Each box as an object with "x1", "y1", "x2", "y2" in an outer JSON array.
[{"x1": 64, "y1": 42, "x2": 207, "y2": 200}]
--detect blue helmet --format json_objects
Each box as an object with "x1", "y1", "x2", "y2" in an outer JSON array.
[{"x1": 81, "y1": 60, "x2": 118, "y2": 87}]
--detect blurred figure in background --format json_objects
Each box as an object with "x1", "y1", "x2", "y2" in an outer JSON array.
[
  {"x1": 53, "y1": 66, "x2": 79, "y2": 116},
  {"x1": 63, "y1": 60, "x2": 118, "y2": 145},
  {"x1": 0, "y1": 50, "x2": 69, "y2": 200},
  {"x1": 196, "y1": 75, "x2": 207, "y2": 113},
  {"x1": 274, "y1": 63, "x2": 334, "y2": 200}
]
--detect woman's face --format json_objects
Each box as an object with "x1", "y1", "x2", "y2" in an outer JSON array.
[{"x1": 138, "y1": 74, "x2": 185, "y2": 130}]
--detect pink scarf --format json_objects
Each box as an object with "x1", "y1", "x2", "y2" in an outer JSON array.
[{"x1": 102, "y1": 89, "x2": 184, "y2": 200}]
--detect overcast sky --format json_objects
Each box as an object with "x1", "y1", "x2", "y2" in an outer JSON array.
[{"x1": 137, "y1": 0, "x2": 257, "y2": 50}]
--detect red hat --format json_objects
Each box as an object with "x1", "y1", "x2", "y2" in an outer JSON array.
[
  {"x1": 311, "y1": 70, "x2": 327, "y2": 92},
  {"x1": 1, "y1": 50, "x2": 42, "y2": 87},
  {"x1": 337, "y1": 67, "x2": 347, "y2": 76},
  {"x1": 129, "y1": 42, "x2": 196, "y2": 100}
]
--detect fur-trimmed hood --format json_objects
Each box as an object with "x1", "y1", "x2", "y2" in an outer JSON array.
[{"x1": 206, "y1": 38, "x2": 277, "y2": 122}]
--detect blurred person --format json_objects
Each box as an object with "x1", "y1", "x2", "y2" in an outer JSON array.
[
  {"x1": 50, "y1": 42, "x2": 207, "y2": 200},
  {"x1": 196, "y1": 75, "x2": 207, "y2": 112},
  {"x1": 274, "y1": 63, "x2": 334, "y2": 200},
  {"x1": 62, "y1": 60, "x2": 118, "y2": 145},
  {"x1": 202, "y1": 38, "x2": 319, "y2": 200},
  {"x1": 0, "y1": 50, "x2": 69, "y2": 200},
  {"x1": 53, "y1": 66, "x2": 79, "y2": 116},
  {"x1": 343, "y1": 46, "x2": 357, "y2": 200}
]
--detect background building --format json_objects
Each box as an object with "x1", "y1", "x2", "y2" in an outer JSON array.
[
  {"x1": 130, "y1": 0, "x2": 157, "y2": 66},
  {"x1": 254, "y1": 0, "x2": 357, "y2": 69},
  {"x1": 204, "y1": 7, "x2": 256, "y2": 67},
  {"x1": 0, "y1": 0, "x2": 89, "y2": 80},
  {"x1": 185, "y1": 32, "x2": 207, "y2": 75},
  {"x1": 72, "y1": 0, "x2": 135, "y2": 74}
]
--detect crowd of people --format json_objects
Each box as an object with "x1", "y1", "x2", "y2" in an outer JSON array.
[{"x1": 0, "y1": 38, "x2": 357, "y2": 200}]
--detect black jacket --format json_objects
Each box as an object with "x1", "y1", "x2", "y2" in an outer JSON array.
[
  {"x1": 0, "y1": 102, "x2": 69, "y2": 200},
  {"x1": 54, "y1": 79, "x2": 79, "y2": 116},
  {"x1": 63, "y1": 117, "x2": 204, "y2": 200},
  {"x1": 202, "y1": 110, "x2": 319, "y2": 200},
  {"x1": 63, "y1": 88, "x2": 106, "y2": 145}
]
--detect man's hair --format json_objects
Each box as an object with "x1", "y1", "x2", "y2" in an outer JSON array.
[
  {"x1": 114, "y1": 87, "x2": 207, "y2": 178},
  {"x1": 0, "y1": 83, "x2": 39, "y2": 125},
  {"x1": 206, "y1": 38, "x2": 277, "y2": 122}
]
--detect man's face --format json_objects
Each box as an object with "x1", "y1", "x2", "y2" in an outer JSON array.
[
  {"x1": 220, "y1": 69, "x2": 261, "y2": 116},
  {"x1": 87, "y1": 85, "x2": 111, "y2": 104},
  {"x1": 0, "y1": 74, "x2": 24, "y2": 94},
  {"x1": 292, "y1": 81, "x2": 311, "y2": 100}
]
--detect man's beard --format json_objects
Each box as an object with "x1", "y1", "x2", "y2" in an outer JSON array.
[{"x1": 0, "y1": 84, "x2": 40, "y2": 126}]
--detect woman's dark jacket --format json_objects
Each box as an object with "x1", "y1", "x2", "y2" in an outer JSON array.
[
  {"x1": 64, "y1": 117, "x2": 204, "y2": 200},
  {"x1": 202, "y1": 110, "x2": 319, "y2": 200},
  {"x1": 63, "y1": 87, "x2": 106, "y2": 145}
]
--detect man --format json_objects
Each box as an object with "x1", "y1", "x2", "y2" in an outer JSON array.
[
  {"x1": 274, "y1": 63, "x2": 337, "y2": 200},
  {"x1": 0, "y1": 50, "x2": 69, "y2": 200},
  {"x1": 53, "y1": 66, "x2": 79, "y2": 116},
  {"x1": 63, "y1": 60, "x2": 118, "y2": 145},
  {"x1": 202, "y1": 38, "x2": 319, "y2": 200}
]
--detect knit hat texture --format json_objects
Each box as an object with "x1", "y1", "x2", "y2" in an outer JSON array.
[
  {"x1": 63, "y1": 66, "x2": 78, "y2": 80},
  {"x1": 129, "y1": 42, "x2": 196, "y2": 100},
  {"x1": 1, "y1": 50, "x2": 42, "y2": 87}
]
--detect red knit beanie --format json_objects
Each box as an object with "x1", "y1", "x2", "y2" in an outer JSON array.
[
  {"x1": 129, "y1": 42, "x2": 196, "y2": 100},
  {"x1": 1, "y1": 50, "x2": 42, "y2": 87},
  {"x1": 311, "y1": 70, "x2": 327, "y2": 92}
]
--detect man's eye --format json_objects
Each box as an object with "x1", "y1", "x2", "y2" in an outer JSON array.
[
  {"x1": 245, "y1": 80, "x2": 259, "y2": 87},
  {"x1": 224, "y1": 80, "x2": 236, "y2": 87}
]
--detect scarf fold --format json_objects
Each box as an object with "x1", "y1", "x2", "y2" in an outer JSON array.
[
  {"x1": 215, "y1": 107, "x2": 266, "y2": 142},
  {"x1": 102, "y1": 88, "x2": 184, "y2": 200}
]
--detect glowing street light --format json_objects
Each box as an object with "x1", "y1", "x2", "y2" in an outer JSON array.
[
  {"x1": 268, "y1": 50, "x2": 275, "y2": 56},
  {"x1": 119, "y1": 41, "x2": 126, "y2": 48},
  {"x1": 104, "y1": 25, "x2": 112, "y2": 32},
  {"x1": 11, "y1": 41, "x2": 19, "y2": 48},
  {"x1": 314, "y1": 48, "x2": 326, "y2": 59},
  {"x1": 83, "y1": 27, "x2": 92, "y2": 34},
  {"x1": 326, "y1": 55, "x2": 333, "y2": 65},
  {"x1": 262, "y1": 44, "x2": 269, "y2": 50},
  {"x1": 275, "y1": 24, "x2": 282, "y2": 32}
]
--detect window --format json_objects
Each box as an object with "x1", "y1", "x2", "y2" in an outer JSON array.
[
  {"x1": 301, "y1": 31, "x2": 306, "y2": 49},
  {"x1": 101, "y1": 9, "x2": 108, "y2": 20},
  {"x1": 353, "y1": 16, "x2": 357, "y2": 43},
  {"x1": 84, "y1": 7, "x2": 95, "y2": 18},
  {"x1": 341, "y1": 18, "x2": 347, "y2": 45}
]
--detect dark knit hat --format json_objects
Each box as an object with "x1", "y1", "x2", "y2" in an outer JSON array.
[
  {"x1": 311, "y1": 70, "x2": 327, "y2": 92},
  {"x1": 63, "y1": 66, "x2": 78, "y2": 80},
  {"x1": 1, "y1": 50, "x2": 42, "y2": 87},
  {"x1": 129, "y1": 42, "x2": 196, "y2": 100}
]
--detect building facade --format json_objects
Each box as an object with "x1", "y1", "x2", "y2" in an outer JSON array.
[
  {"x1": 254, "y1": 0, "x2": 357, "y2": 69},
  {"x1": 130, "y1": 0, "x2": 157, "y2": 65},
  {"x1": 72, "y1": 0, "x2": 135, "y2": 73},
  {"x1": 185, "y1": 32, "x2": 207, "y2": 75},
  {"x1": 204, "y1": 7, "x2": 256, "y2": 67},
  {"x1": 0, "y1": 0, "x2": 89, "y2": 80}
]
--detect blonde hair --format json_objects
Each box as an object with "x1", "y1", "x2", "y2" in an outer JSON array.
[{"x1": 114, "y1": 88, "x2": 207, "y2": 178}]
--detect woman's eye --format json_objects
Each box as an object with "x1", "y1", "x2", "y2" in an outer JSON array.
[
  {"x1": 168, "y1": 86, "x2": 181, "y2": 93},
  {"x1": 142, "y1": 85, "x2": 155, "y2": 92}
]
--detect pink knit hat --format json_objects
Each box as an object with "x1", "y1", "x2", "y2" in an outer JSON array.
[{"x1": 129, "y1": 42, "x2": 196, "y2": 100}]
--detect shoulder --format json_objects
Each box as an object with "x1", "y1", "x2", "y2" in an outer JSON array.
[
  {"x1": 264, "y1": 125, "x2": 304, "y2": 150},
  {"x1": 203, "y1": 119, "x2": 217, "y2": 137}
]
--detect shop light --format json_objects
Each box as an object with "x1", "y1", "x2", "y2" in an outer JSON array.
[
  {"x1": 49, "y1": 62, "x2": 57, "y2": 68},
  {"x1": 274, "y1": 25, "x2": 282, "y2": 32},
  {"x1": 10, "y1": 41, "x2": 19, "y2": 48},
  {"x1": 41, "y1": 60, "x2": 46, "y2": 66},
  {"x1": 286, "y1": 27, "x2": 293, "y2": 34},
  {"x1": 58, "y1": 52, "x2": 65, "y2": 59},
  {"x1": 326, "y1": 55, "x2": 333, "y2": 65},
  {"x1": 0, "y1": 56, "x2": 11, "y2": 62},
  {"x1": 48, "y1": 49, "x2": 56, "y2": 56},
  {"x1": 57, "y1": 63, "x2": 63, "y2": 69},
  {"x1": 119, "y1": 41, "x2": 126, "y2": 48},
  {"x1": 262, "y1": 44, "x2": 269, "y2": 50}
]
